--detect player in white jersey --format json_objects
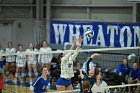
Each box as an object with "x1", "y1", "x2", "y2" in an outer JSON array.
[
  {"x1": 91, "y1": 71, "x2": 110, "y2": 93},
  {"x1": 38, "y1": 40, "x2": 52, "y2": 71},
  {"x1": 5, "y1": 41, "x2": 16, "y2": 82},
  {"x1": 0, "y1": 44, "x2": 5, "y2": 69},
  {"x1": 14, "y1": 44, "x2": 26, "y2": 84},
  {"x1": 56, "y1": 36, "x2": 82, "y2": 91},
  {"x1": 25, "y1": 43, "x2": 38, "y2": 88}
]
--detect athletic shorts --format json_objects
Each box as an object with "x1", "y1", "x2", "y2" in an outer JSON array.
[
  {"x1": 16, "y1": 62, "x2": 26, "y2": 67},
  {"x1": 56, "y1": 77, "x2": 72, "y2": 87},
  {"x1": 6, "y1": 61, "x2": 16, "y2": 64},
  {"x1": 27, "y1": 61, "x2": 37, "y2": 65}
]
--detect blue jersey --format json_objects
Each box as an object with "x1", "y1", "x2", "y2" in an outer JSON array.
[
  {"x1": 130, "y1": 68, "x2": 140, "y2": 79},
  {"x1": 32, "y1": 76, "x2": 50, "y2": 93},
  {"x1": 117, "y1": 64, "x2": 131, "y2": 78}
]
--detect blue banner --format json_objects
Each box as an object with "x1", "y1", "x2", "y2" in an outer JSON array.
[{"x1": 50, "y1": 21, "x2": 140, "y2": 47}]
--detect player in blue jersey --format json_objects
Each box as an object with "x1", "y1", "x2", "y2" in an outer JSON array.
[{"x1": 32, "y1": 66, "x2": 51, "y2": 93}]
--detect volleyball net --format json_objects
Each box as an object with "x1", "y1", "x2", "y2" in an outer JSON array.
[{"x1": 0, "y1": 46, "x2": 140, "y2": 93}]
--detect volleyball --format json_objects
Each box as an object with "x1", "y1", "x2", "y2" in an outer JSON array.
[{"x1": 84, "y1": 28, "x2": 94, "y2": 39}]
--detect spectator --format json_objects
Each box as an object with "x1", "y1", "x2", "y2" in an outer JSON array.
[
  {"x1": 128, "y1": 62, "x2": 140, "y2": 92},
  {"x1": 117, "y1": 58, "x2": 131, "y2": 84}
]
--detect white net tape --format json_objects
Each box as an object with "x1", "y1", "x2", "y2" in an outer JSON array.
[{"x1": 0, "y1": 46, "x2": 140, "y2": 56}]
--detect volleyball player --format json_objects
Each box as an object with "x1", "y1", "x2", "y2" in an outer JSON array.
[
  {"x1": 91, "y1": 70, "x2": 110, "y2": 93},
  {"x1": 25, "y1": 43, "x2": 38, "y2": 88},
  {"x1": 56, "y1": 36, "x2": 82, "y2": 91},
  {"x1": 5, "y1": 41, "x2": 16, "y2": 82},
  {"x1": 82, "y1": 53, "x2": 101, "y2": 75},
  {"x1": 38, "y1": 40, "x2": 52, "y2": 72},
  {"x1": 32, "y1": 66, "x2": 51, "y2": 93},
  {"x1": 14, "y1": 44, "x2": 26, "y2": 85}
]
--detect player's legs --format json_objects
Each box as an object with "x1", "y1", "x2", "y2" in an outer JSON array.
[
  {"x1": 65, "y1": 85, "x2": 73, "y2": 90},
  {"x1": 5, "y1": 62, "x2": 10, "y2": 81},
  {"x1": 56, "y1": 86, "x2": 66, "y2": 91},
  {"x1": 14, "y1": 66, "x2": 19, "y2": 84},
  {"x1": 27, "y1": 63, "x2": 32, "y2": 82},
  {"x1": 56, "y1": 78, "x2": 72, "y2": 91},
  {"x1": 32, "y1": 63, "x2": 38, "y2": 77},
  {"x1": 10, "y1": 62, "x2": 16, "y2": 81},
  {"x1": 21, "y1": 67, "x2": 25, "y2": 84}
]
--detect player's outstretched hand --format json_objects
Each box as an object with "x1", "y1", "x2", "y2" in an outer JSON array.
[{"x1": 90, "y1": 53, "x2": 101, "y2": 58}]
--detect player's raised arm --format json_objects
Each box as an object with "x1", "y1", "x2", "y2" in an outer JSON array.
[{"x1": 70, "y1": 36, "x2": 76, "y2": 50}]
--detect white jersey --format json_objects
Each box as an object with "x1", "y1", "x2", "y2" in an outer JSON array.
[
  {"x1": 26, "y1": 48, "x2": 38, "y2": 64},
  {"x1": 0, "y1": 49, "x2": 4, "y2": 61},
  {"x1": 60, "y1": 51, "x2": 79, "y2": 79},
  {"x1": 91, "y1": 81, "x2": 110, "y2": 93},
  {"x1": 38, "y1": 47, "x2": 53, "y2": 63},
  {"x1": 6, "y1": 48, "x2": 16, "y2": 62},
  {"x1": 16, "y1": 51, "x2": 26, "y2": 67}
]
